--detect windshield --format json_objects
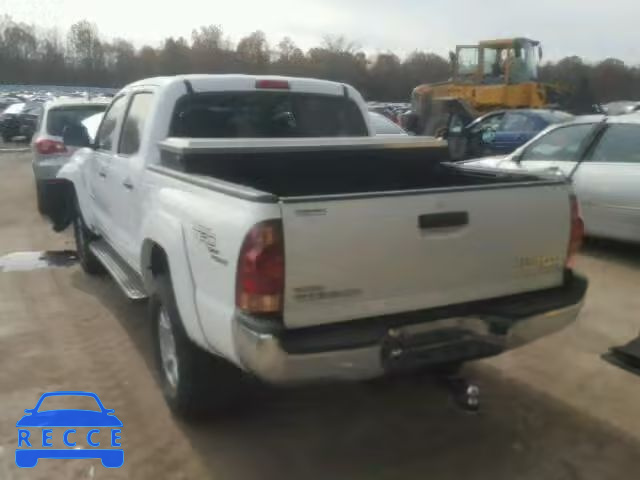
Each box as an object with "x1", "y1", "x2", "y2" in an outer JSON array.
[
  {"x1": 47, "y1": 105, "x2": 107, "y2": 137},
  {"x1": 171, "y1": 91, "x2": 367, "y2": 138},
  {"x1": 369, "y1": 112, "x2": 406, "y2": 134}
]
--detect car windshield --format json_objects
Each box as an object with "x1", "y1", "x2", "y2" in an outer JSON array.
[
  {"x1": 36, "y1": 395, "x2": 102, "y2": 412},
  {"x1": 23, "y1": 103, "x2": 43, "y2": 115},
  {"x1": 539, "y1": 111, "x2": 574, "y2": 124},
  {"x1": 369, "y1": 112, "x2": 406, "y2": 134},
  {"x1": 47, "y1": 105, "x2": 107, "y2": 137},
  {"x1": 170, "y1": 91, "x2": 368, "y2": 138}
]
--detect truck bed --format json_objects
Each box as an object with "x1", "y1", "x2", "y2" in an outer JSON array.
[
  {"x1": 158, "y1": 137, "x2": 547, "y2": 198},
  {"x1": 158, "y1": 136, "x2": 572, "y2": 329}
]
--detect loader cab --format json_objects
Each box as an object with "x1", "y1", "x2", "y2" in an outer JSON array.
[{"x1": 453, "y1": 38, "x2": 542, "y2": 86}]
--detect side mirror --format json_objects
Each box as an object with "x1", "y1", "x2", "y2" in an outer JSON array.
[
  {"x1": 62, "y1": 123, "x2": 91, "y2": 148},
  {"x1": 24, "y1": 409, "x2": 33, "y2": 414}
]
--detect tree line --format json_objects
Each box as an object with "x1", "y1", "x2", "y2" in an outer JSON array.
[{"x1": 1, "y1": 16, "x2": 639, "y2": 103}]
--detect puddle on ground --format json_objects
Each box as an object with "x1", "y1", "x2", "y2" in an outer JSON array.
[{"x1": 0, "y1": 250, "x2": 78, "y2": 272}]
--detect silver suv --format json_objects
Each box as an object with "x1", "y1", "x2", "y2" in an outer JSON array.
[{"x1": 31, "y1": 98, "x2": 109, "y2": 214}]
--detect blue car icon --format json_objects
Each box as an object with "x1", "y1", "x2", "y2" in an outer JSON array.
[{"x1": 16, "y1": 391, "x2": 123, "y2": 468}]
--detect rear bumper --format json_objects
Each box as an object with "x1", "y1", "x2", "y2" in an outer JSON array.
[
  {"x1": 233, "y1": 272, "x2": 587, "y2": 384},
  {"x1": 33, "y1": 156, "x2": 70, "y2": 182}
]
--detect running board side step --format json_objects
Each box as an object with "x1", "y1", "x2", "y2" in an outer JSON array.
[{"x1": 89, "y1": 240, "x2": 148, "y2": 300}]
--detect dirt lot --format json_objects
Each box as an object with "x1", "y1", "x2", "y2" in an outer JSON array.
[{"x1": 1, "y1": 151, "x2": 639, "y2": 480}]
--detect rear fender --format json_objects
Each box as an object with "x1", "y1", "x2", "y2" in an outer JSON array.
[
  {"x1": 139, "y1": 209, "x2": 210, "y2": 353},
  {"x1": 51, "y1": 150, "x2": 96, "y2": 231}
]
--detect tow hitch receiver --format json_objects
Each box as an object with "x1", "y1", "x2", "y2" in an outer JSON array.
[{"x1": 438, "y1": 374, "x2": 481, "y2": 413}]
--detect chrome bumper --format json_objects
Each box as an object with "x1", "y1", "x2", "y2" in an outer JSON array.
[{"x1": 233, "y1": 277, "x2": 586, "y2": 385}]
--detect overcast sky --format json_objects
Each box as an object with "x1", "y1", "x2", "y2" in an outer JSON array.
[{"x1": 2, "y1": 0, "x2": 639, "y2": 63}]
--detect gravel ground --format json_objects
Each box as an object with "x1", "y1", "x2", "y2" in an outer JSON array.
[{"x1": 0, "y1": 151, "x2": 639, "y2": 480}]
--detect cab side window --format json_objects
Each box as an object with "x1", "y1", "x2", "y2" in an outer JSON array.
[
  {"x1": 586, "y1": 124, "x2": 640, "y2": 164},
  {"x1": 519, "y1": 124, "x2": 594, "y2": 162},
  {"x1": 95, "y1": 96, "x2": 127, "y2": 151},
  {"x1": 118, "y1": 93, "x2": 154, "y2": 155}
]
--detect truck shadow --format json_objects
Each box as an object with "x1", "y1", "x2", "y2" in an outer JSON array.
[
  {"x1": 179, "y1": 369, "x2": 639, "y2": 480},
  {"x1": 69, "y1": 270, "x2": 640, "y2": 480},
  {"x1": 581, "y1": 237, "x2": 640, "y2": 270}
]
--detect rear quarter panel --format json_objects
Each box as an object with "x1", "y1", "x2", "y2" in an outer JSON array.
[{"x1": 139, "y1": 170, "x2": 281, "y2": 362}]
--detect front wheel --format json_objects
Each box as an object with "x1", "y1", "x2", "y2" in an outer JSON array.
[
  {"x1": 73, "y1": 212, "x2": 104, "y2": 275},
  {"x1": 150, "y1": 274, "x2": 248, "y2": 419}
]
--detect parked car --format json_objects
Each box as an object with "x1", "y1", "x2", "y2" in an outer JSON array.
[
  {"x1": 17, "y1": 102, "x2": 45, "y2": 142},
  {"x1": 446, "y1": 109, "x2": 573, "y2": 160},
  {"x1": 368, "y1": 102, "x2": 411, "y2": 124},
  {"x1": 48, "y1": 75, "x2": 586, "y2": 419},
  {"x1": 369, "y1": 111, "x2": 408, "y2": 136},
  {"x1": 460, "y1": 114, "x2": 640, "y2": 244},
  {"x1": 0, "y1": 95, "x2": 24, "y2": 114},
  {"x1": 0, "y1": 102, "x2": 25, "y2": 142},
  {"x1": 602, "y1": 101, "x2": 640, "y2": 116},
  {"x1": 31, "y1": 98, "x2": 109, "y2": 214}
]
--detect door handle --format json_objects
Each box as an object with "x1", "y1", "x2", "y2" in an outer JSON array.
[
  {"x1": 122, "y1": 179, "x2": 134, "y2": 190},
  {"x1": 419, "y1": 212, "x2": 469, "y2": 230},
  {"x1": 98, "y1": 171, "x2": 107, "y2": 178}
]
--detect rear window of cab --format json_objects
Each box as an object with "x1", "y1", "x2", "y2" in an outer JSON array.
[{"x1": 170, "y1": 91, "x2": 368, "y2": 138}]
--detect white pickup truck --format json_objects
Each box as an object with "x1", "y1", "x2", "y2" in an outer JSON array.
[{"x1": 49, "y1": 75, "x2": 588, "y2": 417}]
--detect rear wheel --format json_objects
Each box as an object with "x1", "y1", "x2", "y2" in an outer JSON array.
[
  {"x1": 35, "y1": 182, "x2": 47, "y2": 215},
  {"x1": 151, "y1": 273, "x2": 247, "y2": 419},
  {"x1": 2, "y1": 133, "x2": 11, "y2": 143},
  {"x1": 73, "y1": 211, "x2": 104, "y2": 275}
]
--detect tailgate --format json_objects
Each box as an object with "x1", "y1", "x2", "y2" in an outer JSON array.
[{"x1": 280, "y1": 184, "x2": 571, "y2": 328}]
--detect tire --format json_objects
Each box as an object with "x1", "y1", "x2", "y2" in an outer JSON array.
[
  {"x1": 2, "y1": 134, "x2": 11, "y2": 143},
  {"x1": 35, "y1": 182, "x2": 47, "y2": 215},
  {"x1": 150, "y1": 273, "x2": 247, "y2": 419},
  {"x1": 73, "y1": 210, "x2": 104, "y2": 275}
]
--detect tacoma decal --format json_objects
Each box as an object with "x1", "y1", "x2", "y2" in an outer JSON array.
[{"x1": 193, "y1": 224, "x2": 228, "y2": 266}]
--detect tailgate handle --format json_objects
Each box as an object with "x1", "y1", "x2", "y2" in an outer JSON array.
[{"x1": 418, "y1": 212, "x2": 469, "y2": 230}]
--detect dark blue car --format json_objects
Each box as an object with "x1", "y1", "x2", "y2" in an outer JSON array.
[
  {"x1": 447, "y1": 109, "x2": 573, "y2": 160},
  {"x1": 15, "y1": 391, "x2": 123, "y2": 468}
]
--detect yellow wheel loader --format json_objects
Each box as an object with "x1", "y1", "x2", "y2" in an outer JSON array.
[{"x1": 403, "y1": 38, "x2": 567, "y2": 141}]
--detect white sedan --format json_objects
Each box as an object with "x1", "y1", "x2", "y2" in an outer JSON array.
[{"x1": 460, "y1": 114, "x2": 640, "y2": 244}]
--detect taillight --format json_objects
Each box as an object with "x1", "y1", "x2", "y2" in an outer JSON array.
[
  {"x1": 236, "y1": 220, "x2": 284, "y2": 315},
  {"x1": 566, "y1": 194, "x2": 584, "y2": 268},
  {"x1": 35, "y1": 139, "x2": 67, "y2": 155},
  {"x1": 255, "y1": 79, "x2": 290, "y2": 90}
]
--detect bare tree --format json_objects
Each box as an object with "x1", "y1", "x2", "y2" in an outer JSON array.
[
  {"x1": 2, "y1": 16, "x2": 640, "y2": 104},
  {"x1": 236, "y1": 30, "x2": 270, "y2": 73}
]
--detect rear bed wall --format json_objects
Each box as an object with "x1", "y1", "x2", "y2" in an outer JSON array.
[{"x1": 160, "y1": 146, "x2": 543, "y2": 197}]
